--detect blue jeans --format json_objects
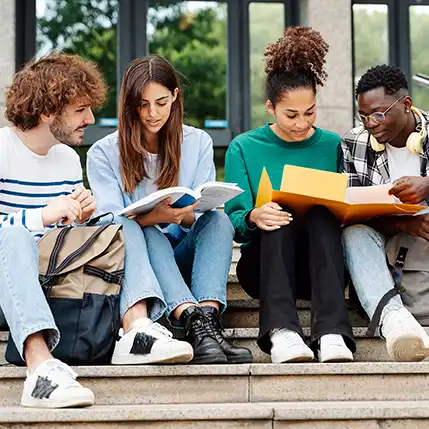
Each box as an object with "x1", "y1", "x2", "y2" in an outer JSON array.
[
  {"x1": 341, "y1": 224, "x2": 404, "y2": 320},
  {"x1": 143, "y1": 211, "x2": 233, "y2": 321},
  {"x1": 0, "y1": 218, "x2": 166, "y2": 360}
]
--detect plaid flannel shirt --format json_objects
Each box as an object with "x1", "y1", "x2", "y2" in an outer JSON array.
[{"x1": 341, "y1": 108, "x2": 429, "y2": 187}]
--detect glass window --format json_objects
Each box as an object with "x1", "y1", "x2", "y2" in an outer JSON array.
[
  {"x1": 36, "y1": 0, "x2": 119, "y2": 121},
  {"x1": 410, "y1": 6, "x2": 429, "y2": 110},
  {"x1": 147, "y1": 1, "x2": 227, "y2": 130},
  {"x1": 249, "y1": 2, "x2": 285, "y2": 128},
  {"x1": 352, "y1": 4, "x2": 388, "y2": 86}
]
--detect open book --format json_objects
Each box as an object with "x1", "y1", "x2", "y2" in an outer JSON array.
[
  {"x1": 256, "y1": 165, "x2": 425, "y2": 225},
  {"x1": 118, "y1": 181, "x2": 243, "y2": 217}
]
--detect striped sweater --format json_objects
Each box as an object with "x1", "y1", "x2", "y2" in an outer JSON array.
[{"x1": 0, "y1": 127, "x2": 83, "y2": 240}]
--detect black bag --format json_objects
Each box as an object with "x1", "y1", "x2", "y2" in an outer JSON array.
[{"x1": 6, "y1": 220, "x2": 124, "y2": 366}]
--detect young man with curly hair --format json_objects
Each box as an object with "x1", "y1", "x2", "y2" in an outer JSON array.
[
  {"x1": 342, "y1": 64, "x2": 429, "y2": 362},
  {"x1": 0, "y1": 53, "x2": 193, "y2": 409}
]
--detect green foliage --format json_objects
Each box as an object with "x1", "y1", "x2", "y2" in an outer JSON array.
[
  {"x1": 148, "y1": 4, "x2": 227, "y2": 127},
  {"x1": 353, "y1": 6, "x2": 429, "y2": 110},
  {"x1": 37, "y1": 0, "x2": 118, "y2": 119}
]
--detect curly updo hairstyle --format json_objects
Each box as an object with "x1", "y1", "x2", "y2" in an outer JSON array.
[{"x1": 264, "y1": 26, "x2": 329, "y2": 105}]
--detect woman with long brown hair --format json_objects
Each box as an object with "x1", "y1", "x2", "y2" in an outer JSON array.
[{"x1": 87, "y1": 55, "x2": 252, "y2": 364}]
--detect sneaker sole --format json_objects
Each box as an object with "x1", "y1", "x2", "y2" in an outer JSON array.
[
  {"x1": 21, "y1": 394, "x2": 94, "y2": 409},
  {"x1": 111, "y1": 350, "x2": 194, "y2": 365},
  {"x1": 390, "y1": 335, "x2": 429, "y2": 362},
  {"x1": 271, "y1": 354, "x2": 314, "y2": 364},
  {"x1": 319, "y1": 355, "x2": 354, "y2": 363}
]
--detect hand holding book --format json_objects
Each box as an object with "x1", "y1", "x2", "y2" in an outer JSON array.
[
  {"x1": 389, "y1": 176, "x2": 429, "y2": 205},
  {"x1": 248, "y1": 202, "x2": 293, "y2": 231},
  {"x1": 131, "y1": 198, "x2": 198, "y2": 228}
]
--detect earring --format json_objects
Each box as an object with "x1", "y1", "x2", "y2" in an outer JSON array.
[{"x1": 406, "y1": 108, "x2": 410, "y2": 113}]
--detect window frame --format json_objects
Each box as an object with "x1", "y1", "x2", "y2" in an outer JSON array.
[{"x1": 15, "y1": 0, "x2": 300, "y2": 146}]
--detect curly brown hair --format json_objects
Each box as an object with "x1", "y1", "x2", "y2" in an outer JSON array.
[
  {"x1": 264, "y1": 26, "x2": 329, "y2": 105},
  {"x1": 5, "y1": 52, "x2": 107, "y2": 131}
]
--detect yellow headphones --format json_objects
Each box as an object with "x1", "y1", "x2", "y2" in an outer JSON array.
[{"x1": 369, "y1": 106, "x2": 426, "y2": 155}]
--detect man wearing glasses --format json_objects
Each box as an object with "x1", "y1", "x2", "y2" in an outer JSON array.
[{"x1": 341, "y1": 64, "x2": 429, "y2": 362}]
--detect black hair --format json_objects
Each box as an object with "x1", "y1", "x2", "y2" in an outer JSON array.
[
  {"x1": 355, "y1": 64, "x2": 409, "y2": 98},
  {"x1": 264, "y1": 26, "x2": 329, "y2": 105}
]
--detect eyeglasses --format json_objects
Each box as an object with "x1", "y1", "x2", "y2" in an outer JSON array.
[{"x1": 357, "y1": 95, "x2": 405, "y2": 125}]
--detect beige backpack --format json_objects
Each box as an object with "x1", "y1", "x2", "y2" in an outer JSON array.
[{"x1": 6, "y1": 221, "x2": 125, "y2": 365}]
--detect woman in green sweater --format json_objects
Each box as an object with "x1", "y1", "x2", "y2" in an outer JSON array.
[{"x1": 225, "y1": 27, "x2": 355, "y2": 363}]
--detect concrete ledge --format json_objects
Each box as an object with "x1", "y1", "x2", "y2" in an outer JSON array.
[
  {"x1": 274, "y1": 400, "x2": 429, "y2": 420},
  {"x1": 0, "y1": 403, "x2": 273, "y2": 423},
  {"x1": 1, "y1": 401, "x2": 429, "y2": 423}
]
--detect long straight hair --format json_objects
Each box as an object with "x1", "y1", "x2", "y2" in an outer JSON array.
[{"x1": 118, "y1": 55, "x2": 184, "y2": 194}]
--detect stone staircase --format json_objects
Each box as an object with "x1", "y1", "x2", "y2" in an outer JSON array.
[{"x1": 0, "y1": 242, "x2": 428, "y2": 427}]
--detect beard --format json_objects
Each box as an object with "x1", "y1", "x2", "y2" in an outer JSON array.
[{"x1": 49, "y1": 116, "x2": 86, "y2": 146}]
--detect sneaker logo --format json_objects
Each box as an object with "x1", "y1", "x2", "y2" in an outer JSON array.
[
  {"x1": 31, "y1": 376, "x2": 59, "y2": 399},
  {"x1": 130, "y1": 332, "x2": 156, "y2": 355}
]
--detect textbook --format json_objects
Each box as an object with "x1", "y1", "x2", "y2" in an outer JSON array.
[
  {"x1": 255, "y1": 165, "x2": 425, "y2": 225},
  {"x1": 118, "y1": 181, "x2": 244, "y2": 217}
]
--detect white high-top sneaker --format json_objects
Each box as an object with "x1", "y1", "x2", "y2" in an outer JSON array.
[
  {"x1": 318, "y1": 334, "x2": 354, "y2": 363},
  {"x1": 270, "y1": 328, "x2": 314, "y2": 363},
  {"x1": 381, "y1": 307, "x2": 429, "y2": 362},
  {"x1": 21, "y1": 359, "x2": 94, "y2": 408},
  {"x1": 111, "y1": 317, "x2": 194, "y2": 365}
]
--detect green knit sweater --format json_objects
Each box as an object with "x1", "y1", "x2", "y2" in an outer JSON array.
[{"x1": 224, "y1": 124, "x2": 342, "y2": 245}]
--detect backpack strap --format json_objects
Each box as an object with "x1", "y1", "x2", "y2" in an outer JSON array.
[
  {"x1": 366, "y1": 246, "x2": 408, "y2": 337},
  {"x1": 41, "y1": 223, "x2": 113, "y2": 293}
]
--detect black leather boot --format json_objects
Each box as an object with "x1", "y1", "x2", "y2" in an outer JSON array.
[
  {"x1": 180, "y1": 306, "x2": 227, "y2": 364},
  {"x1": 202, "y1": 306, "x2": 253, "y2": 363}
]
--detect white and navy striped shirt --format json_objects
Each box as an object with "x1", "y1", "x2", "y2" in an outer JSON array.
[{"x1": 0, "y1": 127, "x2": 83, "y2": 240}]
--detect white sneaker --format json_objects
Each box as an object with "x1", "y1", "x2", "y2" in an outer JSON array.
[
  {"x1": 111, "y1": 318, "x2": 194, "y2": 365},
  {"x1": 21, "y1": 359, "x2": 94, "y2": 408},
  {"x1": 381, "y1": 307, "x2": 429, "y2": 362},
  {"x1": 318, "y1": 334, "x2": 354, "y2": 363},
  {"x1": 270, "y1": 328, "x2": 314, "y2": 363}
]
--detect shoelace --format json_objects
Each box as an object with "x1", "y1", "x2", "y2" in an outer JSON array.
[
  {"x1": 205, "y1": 312, "x2": 231, "y2": 344},
  {"x1": 42, "y1": 360, "x2": 78, "y2": 387},
  {"x1": 320, "y1": 334, "x2": 346, "y2": 349},
  {"x1": 150, "y1": 322, "x2": 173, "y2": 339},
  {"x1": 186, "y1": 315, "x2": 212, "y2": 341},
  {"x1": 274, "y1": 330, "x2": 304, "y2": 348}
]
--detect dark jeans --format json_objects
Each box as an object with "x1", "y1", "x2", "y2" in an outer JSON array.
[{"x1": 237, "y1": 205, "x2": 355, "y2": 354}]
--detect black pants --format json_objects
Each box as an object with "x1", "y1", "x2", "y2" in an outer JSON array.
[{"x1": 236, "y1": 205, "x2": 355, "y2": 354}]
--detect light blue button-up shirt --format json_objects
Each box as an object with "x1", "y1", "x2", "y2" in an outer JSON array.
[{"x1": 87, "y1": 124, "x2": 216, "y2": 240}]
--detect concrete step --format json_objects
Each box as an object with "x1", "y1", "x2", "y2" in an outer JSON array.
[
  {"x1": 227, "y1": 327, "x2": 392, "y2": 362},
  {"x1": 2, "y1": 401, "x2": 429, "y2": 428},
  {"x1": 0, "y1": 326, "x2": 407, "y2": 366},
  {"x1": 223, "y1": 299, "x2": 369, "y2": 328},
  {"x1": 1, "y1": 362, "x2": 429, "y2": 407}
]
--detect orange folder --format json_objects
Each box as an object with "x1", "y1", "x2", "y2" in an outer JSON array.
[{"x1": 256, "y1": 165, "x2": 424, "y2": 225}]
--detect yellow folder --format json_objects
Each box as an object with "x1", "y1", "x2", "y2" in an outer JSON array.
[{"x1": 256, "y1": 165, "x2": 424, "y2": 224}]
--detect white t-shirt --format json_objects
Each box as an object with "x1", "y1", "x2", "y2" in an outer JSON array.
[
  {"x1": 0, "y1": 127, "x2": 83, "y2": 240},
  {"x1": 144, "y1": 152, "x2": 158, "y2": 196},
  {"x1": 385, "y1": 143, "x2": 421, "y2": 183}
]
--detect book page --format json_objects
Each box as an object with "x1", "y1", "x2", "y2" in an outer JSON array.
[
  {"x1": 196, "y1": 184, "x2": 243, "y2": 212},
  {"x1": 118, "y1": 187, "x2": 197, "y2": 216},
  {"x1": 344, "y1": 184, "x2": 394, "y2": 204}
]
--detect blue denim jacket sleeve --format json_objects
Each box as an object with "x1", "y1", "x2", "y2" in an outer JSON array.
[{"x1": 86, "y1": 139, "x2": 127, "y2": 216}]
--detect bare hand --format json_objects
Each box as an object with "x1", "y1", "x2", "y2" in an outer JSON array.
[
  {"x1": 248, "y1": 202, "x2": 292, "y2": 231},
  {"x1": 70, "y1": 184, "x2": 96, "y2": 222},
  {"x1": 136, "y1": 198, "x2": 199, "y2": 226},
  {"x1": 389, "y1": 176, "x2": 429, "y2": 204},
  {"x1": 41, "y1": 195, "x2": 82, "y2": 226},
  {"x1": 401, "y1": 214, "x2": 429, "y2": 241}
]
